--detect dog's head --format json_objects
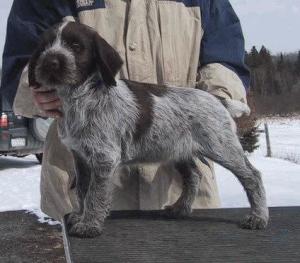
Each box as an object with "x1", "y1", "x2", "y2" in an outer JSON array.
[{"x1": 29, "y1": 21, "x2": 123, "y2": 89}]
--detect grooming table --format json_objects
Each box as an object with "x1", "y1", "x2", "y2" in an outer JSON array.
[{"x1": 63, "y1": 207, "x2": 300, "y2": 263}]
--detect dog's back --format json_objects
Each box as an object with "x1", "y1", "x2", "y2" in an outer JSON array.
[{"x1": 114, "y1": 80, "x2": 236, "y2": 165}]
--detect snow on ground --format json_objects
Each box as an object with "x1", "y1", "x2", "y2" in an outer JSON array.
[
  {"x1": 256, "y1": 118, "x2": 300, "y2": 164},
  {"x1": 216, "y1": 117, "x2": 300, "y2": 207},
  {"x1": 0, "y1": 155, "x2": 40, "y2": 212},
  {"x1": 216, "y1": 156, "x2": 300, "y2": 208},
  {"x1": 0, "y1": 155, "x2": 58, "y2": 224},
  {"x1": 0, "y1": 118, "x2": 299, "y2": 223}
]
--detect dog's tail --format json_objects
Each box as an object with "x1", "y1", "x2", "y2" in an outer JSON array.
[{"x1": 218, "y1": 97, "x2": 251, "y2": 118}]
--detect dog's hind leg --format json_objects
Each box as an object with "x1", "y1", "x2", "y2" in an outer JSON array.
[
  {"x1": 165, "y1": 159, "x2": 201, "y2": 217},
  {"x1": 238, "y1": 157, "x2": 269, "y2": 229},
  {"x1": 198, "y1": 134, "x2": 269, "y2": 229}
]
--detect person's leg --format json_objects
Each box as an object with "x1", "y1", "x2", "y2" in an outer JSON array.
[
  {"x1": 136, "y1": 159, "x2": 221, "y2": 210},
  {"x1": 193, "y1": 159, "x2": 221, "y2": 208},
  {"x1": 40, "y1": 121, "x2": 78, "y2": 221}
]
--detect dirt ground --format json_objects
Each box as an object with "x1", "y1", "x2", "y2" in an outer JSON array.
[{"x1": 0, "y1": 211, "x2": 65, "y2": 263}]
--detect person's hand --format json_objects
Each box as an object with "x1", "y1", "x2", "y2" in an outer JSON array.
[{"x1": 31, "y1": 86, "x2": 62, "y2": 118}]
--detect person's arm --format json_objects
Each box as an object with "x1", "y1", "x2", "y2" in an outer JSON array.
[
  {"x1": 0, "y1": 0, "x2": 75, "y2": 117},
  {"x1": 197, "y1": 0, "x2": 250, "y2": 104}
]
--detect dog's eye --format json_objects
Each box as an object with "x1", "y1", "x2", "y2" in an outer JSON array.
[{"x1": 71, "y1": 43, "x2": 82, "y2": 53}]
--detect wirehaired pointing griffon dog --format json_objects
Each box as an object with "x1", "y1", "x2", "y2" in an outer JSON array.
[{"x1": 29, "y1": 21, "x2": 269, "y2": 238}]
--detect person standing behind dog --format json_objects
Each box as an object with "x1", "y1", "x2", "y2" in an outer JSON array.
[{"x1": 1, "y1": 0, "x2": 250, "y2": 221}]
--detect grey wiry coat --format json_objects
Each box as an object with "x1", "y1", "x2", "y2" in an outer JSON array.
[{"x1": 29, "y1": 22, "x2": 268, "y2": 237}]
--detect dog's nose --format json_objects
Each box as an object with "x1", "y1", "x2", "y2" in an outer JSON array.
[{"x1": 48, "y1": 57, "x2": 60, "y2": 70}]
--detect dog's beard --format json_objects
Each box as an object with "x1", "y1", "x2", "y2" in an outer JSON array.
[{"x1": 35, "y1": 62, "x2": 82, "y2": 89}]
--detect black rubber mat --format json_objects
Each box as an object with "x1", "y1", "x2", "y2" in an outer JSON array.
[
  {"x1": 63, "y1": 207, "x2": 300, "y2": 263},
  {"x1": 0, "y1": 211, "x2": 64, "y2": 263}
]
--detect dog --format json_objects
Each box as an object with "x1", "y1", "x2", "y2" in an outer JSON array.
[{"x1": 29, "y1": 21, "x2": 269, "y2": 238}]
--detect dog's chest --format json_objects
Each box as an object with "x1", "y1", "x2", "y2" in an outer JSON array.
[
  {"x1": 57, "y1": 104, "x2": 92, "y2": 150},
  {"x1": 57, "y1": 99, "x2": 119, "y2": 155}
]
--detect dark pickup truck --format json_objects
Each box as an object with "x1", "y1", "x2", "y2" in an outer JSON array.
[{"x1": 0, "y1": 100, "x2": 52, "y2": 163}]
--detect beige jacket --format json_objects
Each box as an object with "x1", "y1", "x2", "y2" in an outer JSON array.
[{"x1": 13, "y1": 0, "x2": 248, "y2": 117}]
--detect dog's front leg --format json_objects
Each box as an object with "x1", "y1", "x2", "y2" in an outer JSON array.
[
  {"x1": 67, "y1": 151, "x2": 91, "y2": 227},
  {"x1": 69, "y1": 160, "x2": 117, "y2": 238}
]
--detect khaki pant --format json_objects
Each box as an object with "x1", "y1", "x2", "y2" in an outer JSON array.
[{"x1": 41, "y1": 121, "x2": 221, "y2": 221}]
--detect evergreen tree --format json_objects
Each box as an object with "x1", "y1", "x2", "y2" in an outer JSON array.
[
  {"x1": 259, "y1": 46, "x2": 273, "y2": 65},
  {"x1": 260, "y1": 46, "x2": 276, "y2": 95},
  {"x1": 247, "y1": 46, "x2": 260, "y2": 67},
  {"x1": 277, "y1": 53, "x2": 285, "y2": 71},
  {"x1": 295, "y1": 51, "x2": 300, "y2": 76},
  {"x1": 245, "y1": 45, "x2": 300, "y2": 115}
]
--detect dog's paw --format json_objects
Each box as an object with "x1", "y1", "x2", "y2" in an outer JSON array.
[
  {"x1": 66, "y1": 212, "x2": 82, "y2": 227},
  {"x1": 164, "y1": 204, "x2": 192, "y2": 218},
  {"x1": 69, "y1": 222, "x2": 103, "y2": 238},
  {"x1": 240, "y1": 214, "x2": 268, "y2": 230}
]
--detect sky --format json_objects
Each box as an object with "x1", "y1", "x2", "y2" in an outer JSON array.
[
  {"x1": 230, "y1": 0, "x2": 300, "y2": 54},
  {"x1": 0, "y1": 0, "x2": 299, "y2": 64}
]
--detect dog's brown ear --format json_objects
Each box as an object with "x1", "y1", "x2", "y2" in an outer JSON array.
[{"x1": 93, "y1": 32, "x2": 123, "y2": 87}]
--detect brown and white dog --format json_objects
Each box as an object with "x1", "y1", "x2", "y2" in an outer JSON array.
[{"x1": 29, "y1": 21, "x2": 268, "y2": 238}]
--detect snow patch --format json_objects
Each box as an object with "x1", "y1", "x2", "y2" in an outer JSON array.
[{"x1": 0, "y1": 155, "x2": 59, "y2": 225}]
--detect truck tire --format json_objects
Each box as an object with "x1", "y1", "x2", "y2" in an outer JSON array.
[
  {"x1": 36, "y1": 153, "x2": 43, "y2": 164},
  {"x1": 29, "y1": 118, "x2": 53, "y2": 142}
]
